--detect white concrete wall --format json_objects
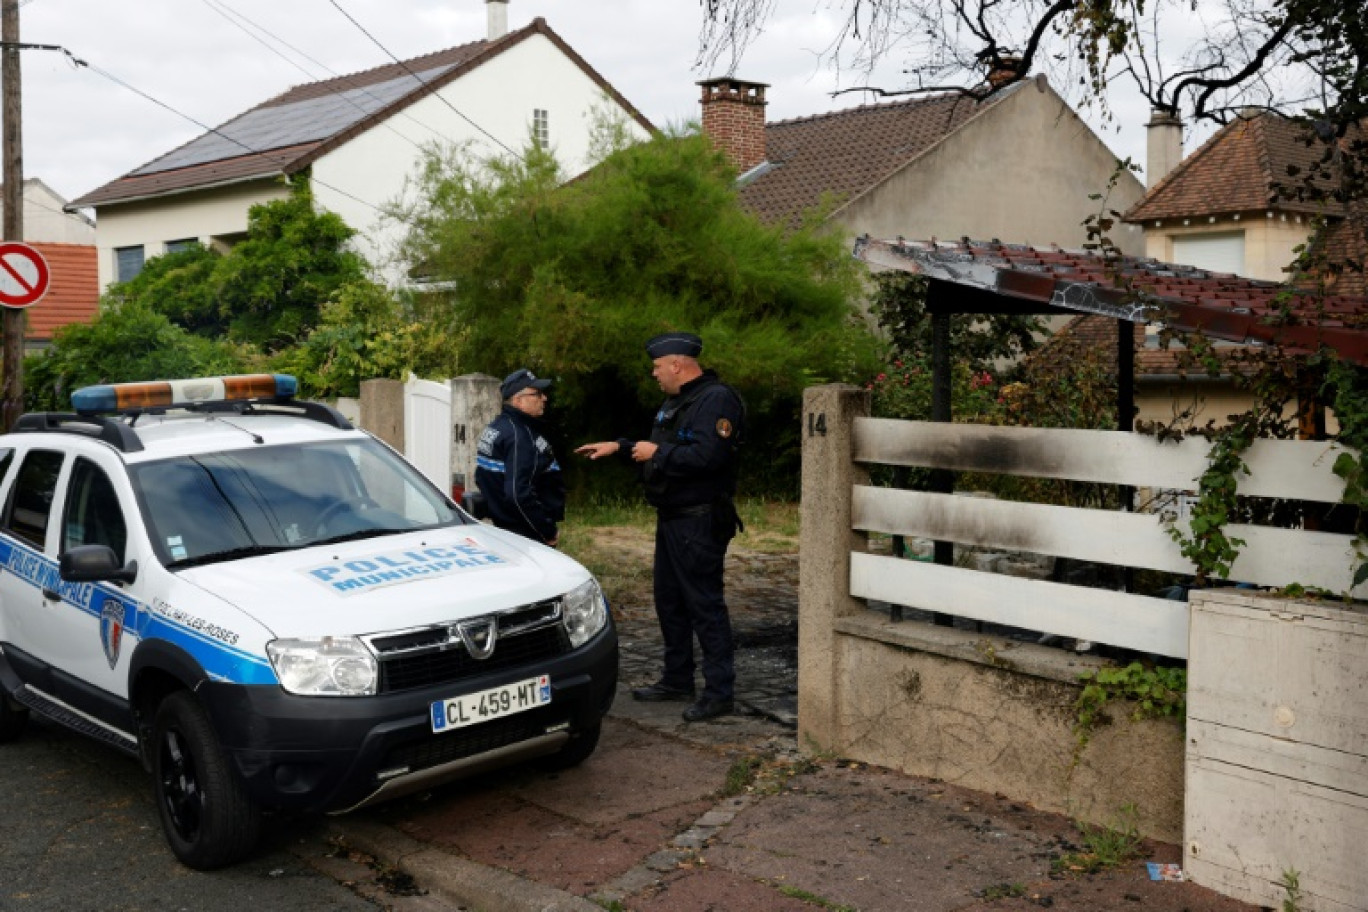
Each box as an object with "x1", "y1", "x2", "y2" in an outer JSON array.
[
  {"x1": 88, "y1": 179, "x2": 289, "y2": 288},
  {"x1": 836, "y1": 79, "x2": 1147, "y2": 254},
  {"x1": 314, "y1": 31, "x2": 652, "y2": 282},
  {"x1": 11, "y1": 181, "x2": 95, "y2": 244}
]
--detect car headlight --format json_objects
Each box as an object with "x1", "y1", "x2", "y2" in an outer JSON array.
[
  {"x1": 562, "y1": 579, "x2": 607, "y2": 648},
  {"x1": 266, "y1": 636, "x2": 378, "y2": 696}
]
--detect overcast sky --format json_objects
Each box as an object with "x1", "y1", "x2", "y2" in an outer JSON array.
[{"x1": 19, "y1": 0, "x2": 1191, "y2": 209}]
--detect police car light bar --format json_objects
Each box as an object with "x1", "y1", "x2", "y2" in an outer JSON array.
[{"x1": 71, "y1": 374, "x2": 298, "y2": 415}]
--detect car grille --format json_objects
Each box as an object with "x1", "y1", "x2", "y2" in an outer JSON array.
[
  {"x1": 366, "y1": 598, "x2": 572, "y2": 693},
  {"x1": 381, "y1": 704, "x2": 565, "y2": 774}
]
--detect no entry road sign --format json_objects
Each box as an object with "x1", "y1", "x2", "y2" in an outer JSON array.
[{"x1": 0, "y1": 242, "x2": 51, "y2": 308}]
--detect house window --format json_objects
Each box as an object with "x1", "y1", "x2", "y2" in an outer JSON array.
[
  {"x1": 1172, "y1": 232, "x2": 1245, "y2": 277},
  {"x1": 533, "y1": 108, "x2": 549, "y2": 149},
  {"x1": 114, "y1": 245, "x2": 145, "y2": 283},
  {"x1": 165, "y1": 238, "x2": 198, "y2": 255}
]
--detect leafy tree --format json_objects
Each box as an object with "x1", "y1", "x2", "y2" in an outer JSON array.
[
  {"x1": 98, "y1": 183, "x2": 372, "y2": 352},
  {"x1": 24, "y1": 301, "x2": 252, "y2": 411},
  {"x1": 390, "y1": 129, "x2": 880, "y2": 494},
  {"x1": 274, "y1": 281, "x2": 465, "y2": 398},
  {"x1": 212, "y1": 183, "x2": 370, "y2": 350}
]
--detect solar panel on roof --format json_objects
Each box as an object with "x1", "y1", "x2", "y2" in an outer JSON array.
[{"x1": 132, "y1": 63, "x2": 456, "y2": 176}]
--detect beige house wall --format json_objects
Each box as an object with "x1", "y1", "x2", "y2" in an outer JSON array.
[
  {"x1": 1141, "y1": 213, "x2": 1313, "y2": 282},
  {"x1": 835, "y1": 79, "x2": 1147, "y2": 254},
  {"x1": 91, "y1": 179, "x2": 290, "y2": 289}
]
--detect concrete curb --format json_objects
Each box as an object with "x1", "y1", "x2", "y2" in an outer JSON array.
[{"x1": 329, "y1": 819, "x2": 601, "y2": 912}]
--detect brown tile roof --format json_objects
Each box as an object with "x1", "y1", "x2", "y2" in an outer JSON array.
[
  {"x1": 69, "y1": 19, "x2": 654, "y2": 210},
  {"x1": 1310, "y1": 203, "x2": 1368, "y2": 297},
  {"x1": 24, "y1": 243, "x2": 98, "y2": 340},
  {"x1": 1125, "y1": 113, "x2": 1338, "y2": 223},
  {"x1": 738, "y1": 90, "x2": 997, "y2": 229},
  {"x1": 855, "y1": 236, "x2": 1368, "y2": 365},
  {"x1": 1042, "y1": 314, "x2": 1242, "y2": 377}
]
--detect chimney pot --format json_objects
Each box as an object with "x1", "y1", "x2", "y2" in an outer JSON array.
[
  {"x1": 1145, "y1": 107, "x2": 1183, "y2": 188},
  {"x1": 486, "y1": 0, "x2": 508, "y2": 41},
  {"x1": 698, "y1": 77, "x2": 770, "y2": 174}
]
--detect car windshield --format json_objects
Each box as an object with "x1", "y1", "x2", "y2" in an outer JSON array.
[{"x1": 130, "y1": 437, "x2": 465, "y2": 568}]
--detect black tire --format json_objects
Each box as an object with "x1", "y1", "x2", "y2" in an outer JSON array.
[
  {"x1": 538, "y1": 721, "x2": 602, "y2": 772},
  {"x1": 0, "y1": 693, "x2": 28, "y2": 743},
  {"x1": 151, "y1": 691, "x2": 260, "y2": 869}
]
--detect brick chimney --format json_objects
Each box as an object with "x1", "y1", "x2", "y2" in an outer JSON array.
[
  {"x1": 698, "y1": 77, "x2": 769, "y2": 174},
  {"x1": 486, "y1": 0, "x2": 508, "y2": 40},
  {"x1": 1145, "y1": 107, "x2": 1183, "y2": 188}
]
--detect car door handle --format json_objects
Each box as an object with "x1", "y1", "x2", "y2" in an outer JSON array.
[{"x1": 41, "y1": 588, "x2": 60, "y2": 602}]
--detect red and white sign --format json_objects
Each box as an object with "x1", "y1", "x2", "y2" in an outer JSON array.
[{"x1": 0, "y1": 241, "x2": 51, "y2": 309}]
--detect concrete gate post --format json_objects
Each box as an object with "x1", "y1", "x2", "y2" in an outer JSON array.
[
  {"x1": 360, "y1": 378, "x2": 404, "y2": 452},
  {"x1": 450, "y1": 373, "x2": 502, "y2": 498},
  {"x1": 798, "y1": 384, "x2": 870, "y2": 753}
]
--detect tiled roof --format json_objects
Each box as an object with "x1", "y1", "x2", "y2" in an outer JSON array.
[
  {"x1": 855, "y1": 236, "x2": 1368, "y2": 365},
  {"x1": 24, "y1": 243, "x2": 98, "y2": 340},
  {"x1": 1125, "y1": 113, "x2": 1338, "y2": 222},
  {"x1": 1311, "y1": 203, "x2": 1368, "y2": 297},
  {"x1": 70, "y1": 19, "x2": 653, "y2": 210},
  {"x1": 738, "y1": 90, "x2": 996, "y2": 229}
]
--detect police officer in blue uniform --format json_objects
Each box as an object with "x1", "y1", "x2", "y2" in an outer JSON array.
[
  {"x1": 576, "y1": 333, "x2": 745, "y2": 722},
  {"x1": 475, "y1": 369, "x2": 566, "y2": 546}
]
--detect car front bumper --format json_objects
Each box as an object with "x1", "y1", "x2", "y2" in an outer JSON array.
[{"x1": 197, "y1": 620, "x2": 618, "y2": 813}]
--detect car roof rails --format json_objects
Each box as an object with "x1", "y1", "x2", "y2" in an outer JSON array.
[{"x1": 12, "y1": 413, "x2": 145, "y2": 453}]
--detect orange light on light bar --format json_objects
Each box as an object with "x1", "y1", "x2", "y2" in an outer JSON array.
[{"x1": 71, "y1": 374, "x2": 297, "y2": 414}]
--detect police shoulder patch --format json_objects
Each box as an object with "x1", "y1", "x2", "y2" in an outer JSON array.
[{"x1": 716, "y1": 418, "x2": 733, "y2": 439}]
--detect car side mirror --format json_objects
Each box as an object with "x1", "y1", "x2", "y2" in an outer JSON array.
[{"x1": 60, "y1": 544, "x2": 139, "y2": 585}]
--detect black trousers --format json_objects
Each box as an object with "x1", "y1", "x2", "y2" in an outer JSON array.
[{"x1": 652, "y1": 511, "x2": 735, "y2": 701}]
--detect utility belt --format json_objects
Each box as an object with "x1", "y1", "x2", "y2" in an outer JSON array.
[
  {"x1": 656, "y1": 503, "x2": 713, "y2": 521},
  {"x1": 657, "y1": 497, "x2": 744, "y2": 541}
]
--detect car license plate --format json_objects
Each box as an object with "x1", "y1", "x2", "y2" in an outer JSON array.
[{"x1": 430, "y1": 675, "x2": 551, "y2": 732}]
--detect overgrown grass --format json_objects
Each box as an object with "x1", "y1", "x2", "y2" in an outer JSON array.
[{"x1": 1052, "y1": 804, "x2": 1144, "y2": 875}]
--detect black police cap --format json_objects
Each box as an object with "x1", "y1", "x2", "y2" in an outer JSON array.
[
  {"x1": 645, "y1": 332, "x2": 703, "y2": 359},
  {"x1": 500, "y1": 368, "x2": 552, "y2": 401}
]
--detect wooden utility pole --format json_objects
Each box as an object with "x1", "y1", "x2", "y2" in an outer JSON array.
[{"x1": 1, "y1": 0, "x2": 24, "y2": 430}]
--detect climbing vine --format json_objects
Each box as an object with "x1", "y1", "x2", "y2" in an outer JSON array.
[{"x1": 1074, "y1": 662, "x2": 1187, "y2": 751}]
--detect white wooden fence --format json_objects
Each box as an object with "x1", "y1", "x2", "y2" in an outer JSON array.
[{"x1": 847, "y1": 419, "x2": 1359, "y2": 659}]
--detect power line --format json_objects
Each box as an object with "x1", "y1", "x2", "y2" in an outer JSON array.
[
  {"x1": 325, "y1": 0, "x2": 518, "y2": 157},
  {"x1": 198, "y1": 0, "x2": 438, "y2": 152},
  {"x1": 60, "y1": 48, "x2": 393, "y2": 219}
]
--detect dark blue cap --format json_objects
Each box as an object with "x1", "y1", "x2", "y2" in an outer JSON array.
[
  {"x1": 500, "y1": 368, "x2": 552, "y2": 400},
  {"x1": 646, "y1": 332, "x2": 703, "y2": 359}
]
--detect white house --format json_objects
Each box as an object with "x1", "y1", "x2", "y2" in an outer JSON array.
[
  {"x1": 2, "y1": 178, "x2": 95, "y2": 244},
  {"x1": 67, "y1": 2, "x2": 654, "y2": 289}
]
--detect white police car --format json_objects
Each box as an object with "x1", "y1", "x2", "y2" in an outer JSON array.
[{"x1": 0, "y1": 374, "x2": 616, "y2": 869}]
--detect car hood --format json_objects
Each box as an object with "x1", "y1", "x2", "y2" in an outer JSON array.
[{"x1": 175, "y1": 524, "x2": 591, "y2": 638}]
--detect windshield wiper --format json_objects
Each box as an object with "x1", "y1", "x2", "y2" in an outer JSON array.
[
  {"x1": 311, "y1": 528, "x2": 395, "y2": 547},
  {"x1": 167, "y1": 544, "x2": 290, "y2": 569}
]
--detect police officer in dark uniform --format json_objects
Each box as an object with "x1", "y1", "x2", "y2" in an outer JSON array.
[
  {"x1": 475, "y1": 368, "x2": 566, "y2": 546},
  {"x1": 576, "y1": 333, "x2": 745, "y2": 722}
]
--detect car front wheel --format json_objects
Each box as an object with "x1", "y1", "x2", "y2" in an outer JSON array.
[{"x1": 151, "y1": 691, "x2": 261, "y2": 869}]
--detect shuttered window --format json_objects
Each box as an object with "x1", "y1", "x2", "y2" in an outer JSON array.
[
  {"x1": 114, "y1": 245, "x2": 145, "y2": 283},
  {"x1": 1172, "y1": 232, "x2": 1245, "y2": 276}
]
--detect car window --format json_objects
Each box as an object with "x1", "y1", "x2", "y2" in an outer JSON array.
[
  {"x1": 130, "y1": 437, "x2": 462, "y2": 567},
  {"x1": 62, "y1": 458, "x2": 128, "y2": 564},
  {"x1": 4, "y1": 449, "x2": 65, "y2": 551}
]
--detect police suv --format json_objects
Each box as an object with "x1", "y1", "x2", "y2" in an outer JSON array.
[{"x1": 0, "y1": 374, "x2": 616, "y2": 869}]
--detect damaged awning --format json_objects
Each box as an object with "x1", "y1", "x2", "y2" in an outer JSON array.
[{"x1": 854, "y1": 236, "x2": 1368, "y2": 365}]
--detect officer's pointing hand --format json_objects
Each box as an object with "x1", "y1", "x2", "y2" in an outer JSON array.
[{"x1": 575, "y1": 441, "x2": 619, "y2": 460}]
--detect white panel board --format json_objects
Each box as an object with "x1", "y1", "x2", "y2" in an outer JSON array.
[
  {"x1": 403, "y1": 374, "x2": 453, "y2": 492},
  {"x1": 852, "y1": 419, "x2": 1349, "y2": 503},
  {"x1": 849, "y1": 551, "x2": 1189, "y2": 658},
  {"x1": 852, "y1": 487, "x2": 1364, "y2": 595}
]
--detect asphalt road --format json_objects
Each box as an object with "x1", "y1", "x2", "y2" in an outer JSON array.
[{"x1": 0, "y1": 714, "x2": 444, "y2": 912}]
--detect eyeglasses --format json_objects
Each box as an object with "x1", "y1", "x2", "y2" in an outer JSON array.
[{"x1": 514, "y1": 390, "x2": 546, "y2": 400}]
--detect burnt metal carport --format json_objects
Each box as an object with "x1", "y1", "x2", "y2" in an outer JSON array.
[{"x1": 852, "y1": 235, "x2": 1368, "y2": 614}]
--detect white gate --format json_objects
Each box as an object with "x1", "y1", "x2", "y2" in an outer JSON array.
[{"x1": 403, "y1": 373, "x2": 452, "y2": 493}]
